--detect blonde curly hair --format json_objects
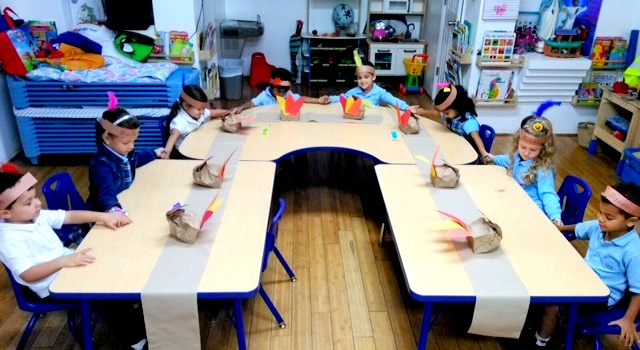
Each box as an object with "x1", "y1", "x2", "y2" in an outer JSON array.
[{"x1": 507, "y1": 115, "x2": 556, "y2": 185}]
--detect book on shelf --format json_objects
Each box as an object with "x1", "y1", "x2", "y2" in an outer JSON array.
[
  {"x1": 590, "y1": 70, "x2": 620, "y2": 87},
  {"x1": 591, "y1": 37, "x2": 627, "y2": 68},
  {"x1": 480, "y1": 30, "x2": 516, "y2": 63},
  {"x1": 577, "y1": 82, "x2": 601, "y2": 100},
  {"x1": 152, "y1": 31, "x2": 194, "y2": 63},
  {"x1": 476, "y1": 69, "x2": 514, "y2": 101},
  {"x1": 28, "y1": 20, "x2": 58, "y2": 48},
  {"x1": 445, "y1": 57, "x2": 462, "y2": 86}
]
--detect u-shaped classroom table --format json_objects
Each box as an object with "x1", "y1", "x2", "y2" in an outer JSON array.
[{"x1": 50, "y1": 104, "x2": 607, "y2": 350}]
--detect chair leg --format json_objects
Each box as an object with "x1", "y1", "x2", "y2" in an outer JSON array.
[
  {"x1": 593, "y1": 335, "x2": 603, "y2": 350},
  {"x1": 67, "y1": 308, "x2": 82, "y2": 346},
  {"x1": 17, "y1": 313, "x2": 42, "y2": 350},
  {"x1": 378, "y1": 222, "x2": 385, "y2": 247},
  {"x1": 272, "y1": 246, "x2": 296, "y2": 282},
  {"x1": 258, "y1": 284, "x2": 286, "y2": 328}
]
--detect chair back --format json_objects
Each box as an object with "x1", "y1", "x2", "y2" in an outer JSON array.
[
  {"x1": 42, "y1": 172, "x2": 88, "y2": 245},
  {"x1": 558, "y1": 175, "x2": 592, "y2": 225},
  {"x1": 479, "y1": 124, "x2": 496, "y2": 152},
  {"x1": 579, "y1": 294, "x2": 640, "y2": 350},
  {"x1": 262, "y1": 199, "x2": 286, "y2": 272},
  {"x1": 158, "y1": 115, "x2": 170, "y2": 144},
  {"x1": 3, "y1": 263, "x2": 68, "y2": 313}
]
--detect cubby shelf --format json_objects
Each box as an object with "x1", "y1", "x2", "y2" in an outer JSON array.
[{"x1": 590, "y1": 87, "x2": 640, "y2": 154}]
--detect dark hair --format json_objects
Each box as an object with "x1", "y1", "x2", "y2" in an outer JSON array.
[
  {"x1": 164, "y1": 85, "x2": 208, "y2": 140},
  {"x1": 601, "y1": 182, "x2": 640, "y2": 218},
  {"x1": 95, "y1": 107, "x2": 140, "y2": 146},
  {"x1": 434, "y1": 85, "x2": 477, "y2": 117},
  {"x1": 271, "y1": 68, "x2": 293, "y2": 82},
  {"x1": 0, "y1": 172, "x2": 27, "y2": 209}
]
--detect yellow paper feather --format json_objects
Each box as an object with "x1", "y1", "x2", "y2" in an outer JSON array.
[
  {"x1": 353, "y1": 49, "x2": 362, "y2": 67},
  {"x1": 432, "y1": 220, "x2": 465, "y2": 231},
  {"x1": 415, "y1": 156, "x2": 430, "y2": 164},
  {"x1": 276, "y1": 95, "x2": 286, "y2": 113}
]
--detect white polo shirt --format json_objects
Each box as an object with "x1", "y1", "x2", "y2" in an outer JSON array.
[
  {"x1": 169, "y1": 108, "x2": 211, "y2": 148},
  {"x1": 0, "y1": 210, "x2": 74, "y2": 298}
]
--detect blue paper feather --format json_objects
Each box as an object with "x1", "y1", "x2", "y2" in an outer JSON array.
[{"x1": 534, "y1": 100, "x2": 561, "y2": 117}]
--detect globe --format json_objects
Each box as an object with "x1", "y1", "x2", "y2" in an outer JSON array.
[{"x1": 333, "y1": 4, "x2": 355, "y2": 28}]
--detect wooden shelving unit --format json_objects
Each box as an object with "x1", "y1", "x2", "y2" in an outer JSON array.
[
  {"x1": 449, "y1": 48, "x2": 472, "y2": 64},
  {"x1": 475, "y1": 56, "x2": 525, "y2": 68},
  {"x1": 475, "y1": 90, "x2": 518, "y2": 108},
  {"x1": 148, "y1": 52, "x2": 195, "y2": 65},
  {"x1": 590, "y1": 87, "x2": 640, "y2": 154}
]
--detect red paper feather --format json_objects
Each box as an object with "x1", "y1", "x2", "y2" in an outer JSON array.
[
  {"x1": 436, "y1": 210, "x2": 468, "y2": 231},
  {"x1": 219, "y1": 148, "x2": 237, "y2": 180}
]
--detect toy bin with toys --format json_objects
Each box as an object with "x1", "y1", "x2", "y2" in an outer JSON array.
[{"x1": 616, "y1": 147, "x2": 640, "y2": 186}]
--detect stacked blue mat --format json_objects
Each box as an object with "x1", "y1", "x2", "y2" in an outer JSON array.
[{"x1": 8, "y1": 67, "x2": 200, "y2": 164}]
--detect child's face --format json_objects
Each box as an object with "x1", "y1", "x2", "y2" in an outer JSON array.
[
  {"x1": 104, "y1": 133, "x2": 136, "y2": 156},
  {"x1": 0, "y1": 187, "x2": 41, "y2": 223},
  {"x1": 517, "y1": 137, "x2": 543, "y2": 161},
  {"x1": 597, "y1": 201, "x2": 637, "y2": 236},
  {"x1": 442, "y1": 108, "x2": 458, "y2": 119},
  {"x1": 356, "y1": 69, "x2": 375, "y2": 92},
  {"x1": 269, "y1": 81, "x2": 291, "y2": 98},
  {"x1": 182, "y1": 101, "x2": 206, "y2": 120}
]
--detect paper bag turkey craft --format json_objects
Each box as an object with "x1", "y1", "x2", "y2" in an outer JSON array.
[
  {"x1": 340, "y1": 95, "x2": 365, "y2": 120},
  {"x1": 416, "y1": 145, "x2": 460, "y2": 188},
  {"x1": 396, "y1": 102, "x2": 420, "y2": 134},
  {"x1": 434, "y1": 210, "x2": 502, "y2": 254},
  {"x1": 166, "y1": 196, "x2": 224, "y2": 244},
  {"x1": 192, "y1": 150, "x2": 236, "y2": 188},
  {"x1": 222, "y1": 114, "x2": 255, "y2": 133},
  {"x1": 277, "y1": 92, "x2": 304, "y2": 121}
]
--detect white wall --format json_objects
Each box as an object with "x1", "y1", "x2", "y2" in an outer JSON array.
[{"x1": 1, "y1": 0, "x2": 72, "y2": 32}]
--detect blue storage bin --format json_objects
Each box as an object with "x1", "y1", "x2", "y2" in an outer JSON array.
[
  {"x1": 616, "y1": 147, "x2": 640, "y2": 186},
  {"x1": 7, "y1": 67, "x2": 199, "y2": 108}
]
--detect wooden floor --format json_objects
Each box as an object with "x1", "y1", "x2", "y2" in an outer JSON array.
[{"x1": 0, "y1": 78, "x2": 626, "y2": 349}]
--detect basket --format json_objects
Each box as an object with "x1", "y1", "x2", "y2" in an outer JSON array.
[{"x1": 403, "y1": 54, "x2": 428, "y2": 76}]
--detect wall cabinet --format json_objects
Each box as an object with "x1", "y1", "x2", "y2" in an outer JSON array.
[
  {"x1": 368, "y1": 40, "x2": 425, "y2": 76},
  {"x1": 590, "y1": 88, "x2": 640, "y2": 154},
  {"x1": 369, "y1": 0, "x2": 425, "y2": 14},
  {"x1": 301, "y1": 35, "x2": 367, "y2": 86}
]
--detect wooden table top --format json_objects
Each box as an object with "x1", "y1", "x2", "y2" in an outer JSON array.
[
  {"x1": 374, "y1": 164, "x2": 609, "y2": 300},
  {"x1": 178, "y1": 104, "x2": 477, "y2": 165},
  {"x1": 50, "y1": 160, "x2": 275, "y2": 296}
]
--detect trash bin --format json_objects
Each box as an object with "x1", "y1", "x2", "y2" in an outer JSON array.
[{"x1": 219, "y1": 58, "x2": 243, "y2": 100}]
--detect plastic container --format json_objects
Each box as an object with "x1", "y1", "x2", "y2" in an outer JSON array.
[
  {"x1": 616, "y1": 147, "x2": 640, "y2": 186},
  {"x1": 219, "y1": 59, "x2": 243, "y2": 100}
]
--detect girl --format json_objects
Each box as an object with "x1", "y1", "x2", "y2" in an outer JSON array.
[
  {"x1": 162, "y1": 85, "x2": 230, "y2": 159},
  {"x1": 87, "y1": 93, "x2": 164, "y2": 214},
  {"x1": 413, "y1": 84, "x2": 490, "y2": 164},
  {"x1": 485, "y1": 101, "x2": 563, "y2": 226}
]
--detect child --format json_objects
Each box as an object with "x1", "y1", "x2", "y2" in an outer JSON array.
[
  {"x1": 87, "y1": 94, "x2": 164, "y2": 214},
  {"x1": 0, "y1": 168, "x2": 131, "y2": 298},
  {"x1": 413, "y1": 84, "x2": 490, "y2": 163},
  {"x1": 162, "y1": 85, "x2": 230, "y2": 159},
  {"x1": 231, "y1": 67, "x2": 325, "y2": 114},
  {"x1": 484, "y1": 102, "x2": 563, "y2": 226},
  {"x1": 533, "y1": 182, "x2": 640, "y2": 348},
  {"x1": 318, "y1": 60, "x2": 413, "y2": 110}
]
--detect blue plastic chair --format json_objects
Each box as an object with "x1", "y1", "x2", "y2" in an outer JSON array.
[
  {"x1": 577, "y1": 297, "x2": 640, "y2": 350},
  {"x1": 479, "y1": 124, "x2": 496, "y2": 153},
  {"x1": 42, "y1": 172, "x2": 89, "y2": 246},
  {"x1": 2, "y1": 264, "x2": 80, "y2": 350},
  {"x1": 557, "y1": 175, "x2": 592, "y2": 240},
  {"x1": 259, "y1": 198, "x2": 296, "y2": 328}
]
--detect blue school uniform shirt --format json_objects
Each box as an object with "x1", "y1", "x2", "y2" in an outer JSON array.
[
  {"x1": 492, "y1": 153, "x2": 561, "y2": 221},
  {"x1": 328, "y1": 83, "x2": 410, "y2": 110},
  {"x1": 576, "y1": 220, "x2": 640, "y2": 307},
  {"x1": 440, "y1": 112, "x2": 480, "y2": 137},
  {"x1": 251, "y1": 88, "x2": 301, "y2": 107}
]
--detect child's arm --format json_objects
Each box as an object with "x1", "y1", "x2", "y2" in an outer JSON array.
[
  {"x1": 318, "y1": 95, "x2": 330, "y2": 104},
  {"x1": 557, "y1": 224, "x2": 577, "y2": 232},
  {"x1": 209, "y1": 108, "x2": 231, "y2": 119},
  {"x1": 609, "y1": 294, "x2": 640, "y2": 347},
  {"x1": 468, "y1": 130, "x2": 492, "y2": 162},
  {"x1": 303, "y1": 96, "x2": 325, "y2": 104},
  {"x1": 162, "y1": 129, "x2": 182, "y2": 159},
  {"x1": 536, "y1": 170, "x2": 563, "y2": 225},
  {"x1": 90, "y1": 162, "x2": 122, "y2": 212},
  {"x1": 64, "y1": 210, "x2": 132, "y2": 229},
  {"x1": 230, "y1": 101, "x2": 255, "y2": 114},
  {"x1": 413, "y1": 107, "x2": 442, "y2": 122},
  {"x1": 19, "y1": 248, "x2": 95, "y2": 283}
]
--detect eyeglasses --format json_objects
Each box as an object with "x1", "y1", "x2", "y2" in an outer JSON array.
[{"x1": 270, "y1": 84, "x2": 291, "y2": 93}]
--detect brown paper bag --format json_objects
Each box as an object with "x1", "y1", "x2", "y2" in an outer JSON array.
[
  {"x1": 466, "y1": 217, "x2": 502, "y2": 253},
  {"x1": 430, "y1": 163, "x2": 460, "y2": 188},
  {"x1": 166, "y1": 208, "x2": 201, "y2": 244},
  {"x1": 280, "y1": 111, "x2": 300, "y2": 121},
  {"x1": 343, "y1": 107, "x2": 365, "y2": 120},
  {"x1": 399, "y1": 115, "x2": 420, "y2": 134},
  {"x1": 193, "y1": 160, "x2": 222, "y2": 188},
  {"x1": 221, "y1": 115, "x2": 241, "y2": 133}
]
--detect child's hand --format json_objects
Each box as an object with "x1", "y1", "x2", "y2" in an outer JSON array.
[
  {"x1": 212, "y1": 109, "x2": 231, "y2": 119},
  {"x1": 230, "y1": 107, "x2": 243, "y2": 114},
  {"x1": 63, "y1": 248, "x2": 95, "y2": 267},
  {"x1": 552, "y1": 218, "x2": 563, "y2": 227},
  {"x1": 318, "y1": 95, "x2": 330, "y2": 104},
  {"x1": 102, "y1": 212, "x2": 132, "y2": 229},
  {"x1": 155, "y1": 147, "x2": 167, "y2": 159},
  {"x1": 408, "y1": 105, "x2": 420, "y2": 114},
  {"x1": 609, "y1": 317, "x2": 640, "y2": 347},
  {"x1": 482, "y1": 153, "x2": 494, "y2": 162}
]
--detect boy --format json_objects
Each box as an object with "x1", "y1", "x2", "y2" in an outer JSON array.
[
  {"x1": 0, "y1": 169, "x2": 131, "y2": 298},
  {"x1": 319, "y1": 60, "x2": 414, "y2": 110},
  {"x1": 230, "y1": 67, "x2": 326, "y2": 114},
  {"x1": 534, "y1": 182, "x2": 640, "y2": 348}
]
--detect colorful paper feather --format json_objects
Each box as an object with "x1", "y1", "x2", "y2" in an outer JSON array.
[
  {"x1": 107, "y1": 91, "x2": 118, "y2": 110},
  {"x1": 395, "y1": 102, "x2": 412, "y2": 127},
  {"x1": 277, "y1": 94, "x2": 305, "y2": 116},
  {"x1": 353, "y1": 49, "x2": 362, "y2": 67},
  {"x1": 339, "y1": 95, "x2": 363, "y2": 116},
  {"x1": 433, "y1": 210, "x2": 470, "y2": 238},
  {"x1": 219, "y1": 149, "x2": 237, "y2": 180},
  {"x1": 166, "y1": 202, "x2": 187, "y2": 215},
  {"x1": 200, "y1": 193, "x2": 224, "y2": 229},
  {"x1": 414, "y1": 144, "x2": 442, "y2": 178}
]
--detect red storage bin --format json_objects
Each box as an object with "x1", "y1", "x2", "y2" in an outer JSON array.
[{"x1": 249, "y1": 52, "x2": 275, "y2": 87}]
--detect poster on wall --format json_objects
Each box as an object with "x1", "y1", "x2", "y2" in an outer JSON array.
[
  {"x1": 483, "y1": 0, "x2": 520, "y2": 20},
  {"x1": 69, "y1": 0, "x2": 105, "y2": 25},
  {"x1": 538, "y1": 0, "x2": 603, "y2": 56}
]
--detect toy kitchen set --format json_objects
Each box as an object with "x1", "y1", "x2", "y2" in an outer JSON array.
[{"x1": 367, "y1": 0, "x2": 427, "y2": 76}]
